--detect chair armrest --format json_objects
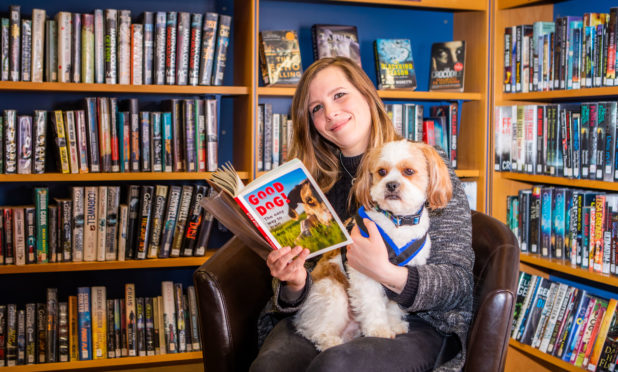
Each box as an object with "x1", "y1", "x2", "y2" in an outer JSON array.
[{"x1": 193, "y1": 236, "x2": 273, "y2": 372}]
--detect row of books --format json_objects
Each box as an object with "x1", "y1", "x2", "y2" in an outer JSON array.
[
  {"x1": 1, "y1": 5, "x2": 231, "y2": 86},
  {"x1": 0, "y1": 184, "x2": 214, "y2": 265},
  {"x1": 503, "y1": 8, "x2": 618, "y2": 93},
  {"x1": 258, "y1": 26, "x2": 465, "y2": 92},
  {"x1": 0, "y1": 97, "x2": 219, "y2": 175},
  {"x1": 256, "y1": 104, "x2": 292, "y2": 173},
  {"x1": 506, "y1": 186, "x2": 618, "y2": 276},
  {"x1": 0, "y1": 282, "x2": 199, "y2": 366},
  {"x1": 511, "y1": 271, "x2": 617, "y2": 371},
  {"x1": 494, "y1": 102, "x2": 618, "y2": 180}
]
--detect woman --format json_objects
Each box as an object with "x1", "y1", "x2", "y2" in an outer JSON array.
[{"x1": 251, "y1": 57, "x2": 473, "y2": 372}]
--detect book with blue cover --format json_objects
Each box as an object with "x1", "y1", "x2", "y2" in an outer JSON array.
[{"x1": 374, "y1": 38, "x2": 416, "y2": 90}]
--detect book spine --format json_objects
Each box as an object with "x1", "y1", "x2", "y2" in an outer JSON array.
[
  {"x1": 104, "y1": 9, "x2": 117, "y2": 84},
  {"x1": 152, "y1": 298, "x2": 160, "y2": 355},
  {"x1": 25, "y1": 303, "x2": 35, "y2": 364},
  {"x1": 170, "y1": 185, "x2": 194, "y2": 257},
  {"x1": 32, "y1": 110, "x2": 47, "y2": 174},
  {"x1": 183, "y1": 99, "x2": 196, "y2": 172},
  {"x1": 147, "y1": 185, "x2": 168, "y2": 258},
  {"x1": 72, "y1": 187, "x2": 85, "y2": 262},
  {"x1": 74, "y1": 110, "x2": 89, "y2": 173},
  {"x1": 175, "y1": 12, "x2": 190, "y2": 86},
  {"x1": 151, "y1": 112, "x2": 163, "y2": 171},
  {"x1": 165, "y1": 12, "x2": 177, "y2": 85},
  {"x1": 206, "y1": 98, "x2": 218, "y2": 171},
  {"x1": 16, "y1": 115, "x2": 31, "y2": 174},
  {"x1": 47, "y1": 205, "x2": 57, "y2": 263},
  {"x1": 188, "y1": 14, "x2": 202, "y2": 86},
  {"x1": 57, "y1": 198, "x2": 72, "y2": 262},
  {"x1": 142, "y1": 12, "x2": 154, "y2": 85},
  {"x1": 91, "y1": 286, "x2": 107, "y2": 359},
  {"x1": 128, "y1": 98, "x2": 140, "y2": 172},
  {"x1": 211, "y1": 15, "x2": 230, "y2": 85},
  {"x1": 71, "y1": 13, "x2": 81, "y2": 83},
  {"x1": 196, "y1": 100, "x2": 206, "y2": 172},
  {"x1": 12, "y1": 207, "x2": 24, "y2": 265},
  {"x1": 20, "y1": 19, "x2": 31, "y2": 82},
  {"x1": 145, "y1": 298, "x2": 155, "y2": 356},
  {"x1": 83, "y1": 186, "x2": 98, "y2": 262},
  {"x1": 130, "y1": 24, "x2": 143, "y2": 85},
  {"x1": 136, "y1": 185, "x2": 154, "y2": 260},
  {"x1": 64, "y1": 111, "x2": 80, "y2": 174},
  {"x1": 93, "y1": 10, "x2": 104, "y2": 83},
  {"x1": 140, "y1": 111, "x2": 151, "y2": 172},
  {"x1": 58, "y1": 302, "x2": 68, "y2": 362},
  {"x1": 117, "y1": 10, "x2": 131, "y2": 85},
  {"x1": 109, "y1": 98, "x2": 120, "y2": 173},
  {"x1": 106, "y1": 300, "x2": 115, "y2": 358},
  {"x1": 4, "y1": 110, "x2": 16, "y2": 174},
  {"x1": 105, "y1": 186, "x2": 120, "y2": 261},
  {"x1": 98, "y1": 97, "x2": 112, "y2": 172},
  {"x1": 56, "y1": 12, "x2": 71, "y2": 83},
  {"x1": 68, "y1": 296, "x2": 78, "y2": 361},
  {"x1": 8, "y1": 5, "x2": 20, "y2": 82},
  {"x1": 159, "y1": 185, "x2": 181, "y2": 258},
  {"x1": 170, "y1": 99, "x2": 183, "y2": 171},
  {"x1": 125, "y1": 284, "x2": 137, "y2": 356},
  {"x1": 16, "y1": 309, "x2": 24, "y2": 364},
  {"x1": 117, "y1": 204, "x2": 128, "y2": 261},
  {"x1": 174, "y1": 283, "x2": 186, "y2": 352},
  {"x1": 136, "y1": 297, "x2": 145, "y2": 356},
  {"x1": 161, "y1": 112, "x2": 172, "y2": 172},
  {"x1": 194, "y1": 189, "x2": 214, "y2": 257},
  {"x1": 46, "y1": 288, "x2": 58, "y2": 363},
  {"x1": 96, "y1": 186, "x2": 107, "y2": 262},
  {"x1": 198, "y1": 12, "x2": 218, "y2": 85},
  {"x1": 81, "y1": 14, "x2": 94, "y2": 83},
  {"x1": 24, "y1": 207, "x2": 35, "y2": 264},
  {"x1": 161, "y1": 281, "x2": 177, "y2": 353},
  {"x1": 153, "y1": 12, "x2": 166, "y2": 85},
  {"x1": 0, "y1": 305, "x2": 5, "y2": 366},
  {"x1": 118, "y1": 111, "x2": 130, "y2": 172},
  {"x1": 182, "y1": 185, "x2": 206, "y2": 256},
  {"x1": 1, "y1": 18, "x2": 9, "y2": 81},
  {"x1": 6, "y1": 304, "x2": 16, "y2": 366},
  {"x1": 187, "y1": 286, "x2": 200, "y2": 350},
  {"x1": 34, "y1": 187, "x2": 48, "y2": 263},
  {"x1": 84, "y1": 98, "x2": 100, "y2": 172},
  {"x1": 125, "y1": 185, "x2": 140, "y2": 260},
  {"x1": 113, "y1": 299, "x2": 121, "y2": 357},
  {"x1": 3, "y1": 209, "x2": 13, "y2": 264}
]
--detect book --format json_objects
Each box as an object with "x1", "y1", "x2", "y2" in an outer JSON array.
[
  {"x1": 205, "y1": 159, "x2": 352, "y2": 258},
  {"x1": 430, "y1": 40, "x2": 467, "y2": 92},
  {"x1": 211, "y1": 14, "x2": 231, "y2": 85},
  {"x1": 259, "y1": 30, "x2": 302, "y2": 86},
  {"x1": 312, "y1": 24, "x2": 361, "y2": 66},
  {"x1": 374, "y1": 38, "x2": 417, "y2": 90}
]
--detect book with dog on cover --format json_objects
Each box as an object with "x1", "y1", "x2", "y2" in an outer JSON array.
[{"x1": 203, "y1": 159, "x2": 352, "y2": 259}]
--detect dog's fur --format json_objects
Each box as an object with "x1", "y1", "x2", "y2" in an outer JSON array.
[
  {"x1": 287, "y1": 179, "x2": 334, "y2": 243},
  {"x1": 294, "y1": 140, "x2": 453, "y2": 351}
]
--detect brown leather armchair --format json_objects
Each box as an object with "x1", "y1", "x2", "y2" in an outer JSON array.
[{"x1": 193, "y1": 211, "x2": 520, "y2": 372}]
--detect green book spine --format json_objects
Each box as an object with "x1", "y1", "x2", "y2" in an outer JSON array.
[{"x1": 35, "y1": 187, "x2": 48, "y2": 263}]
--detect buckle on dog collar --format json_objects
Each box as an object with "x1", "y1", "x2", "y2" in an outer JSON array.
[{"x1": 374, "y1": 205, "x2": 424, "y2": 227}]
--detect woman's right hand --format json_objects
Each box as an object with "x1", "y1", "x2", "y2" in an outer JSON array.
[{"x1": 266, "y1": 246, "x2": 310, "y2": 293}]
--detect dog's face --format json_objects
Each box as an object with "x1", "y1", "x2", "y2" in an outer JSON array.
[
  {"x1": 288, "y1": 180, "x2": 333, "y2": 225},
  {"x1": 355, "y1": 140, "x2": 453, "y2": 214}
]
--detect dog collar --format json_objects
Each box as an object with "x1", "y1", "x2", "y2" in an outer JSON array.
[
  {"x1": 355, "y1": 206, "x2": 428, "y2": 267},
  {"x1": 374, "y1": 205, "x2": 424, "y2": 227}
]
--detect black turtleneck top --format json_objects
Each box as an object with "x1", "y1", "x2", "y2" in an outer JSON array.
[{"x1": 325, "y1": 153, "x2": 363, "y2": 222}]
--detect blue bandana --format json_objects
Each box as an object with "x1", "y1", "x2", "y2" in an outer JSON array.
[{"x1": 355, "y1": 206, "x2": 428, "y2": 267}]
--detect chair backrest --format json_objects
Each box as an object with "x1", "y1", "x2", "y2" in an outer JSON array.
[{"x1": 464, "y1": 211, "x2": 520, "y2": 372}]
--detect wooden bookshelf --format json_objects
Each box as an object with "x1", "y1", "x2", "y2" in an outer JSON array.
[
  {"x1": 0, "y1": 81, "x2": 249, "y2": 95},
  {"x1": 503, "y1": 86, "x2": 618, "y2": 102},
  {"x1": 333, "y1": 0, "x2": 487, "y2": 11},
  {"x1": 257, "y1": 86, "x2": 483, "y2": 101},
  {"x1": 500, "y1": 172, "x2": 618, "y2": 192},
  {"x1": 0, "y1": 172, "x2": 249, "y2": 182},
  {"x1": 1, "y1": 352, "x2": 202, "y2": 371},
  {"x1": 256, "y1": 169, "x2": 479, "y2": 179},
  {"x1": 508, "y1": 340, "x2": 583, "y2": 372},
  {"x1": 0, "y1": 254, "x2": 213, "y2": 275},
  {"x1": 519, "y1": 252, "x2": 618, "y2": 288}
]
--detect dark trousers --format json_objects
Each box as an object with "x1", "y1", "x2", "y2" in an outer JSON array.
[{"x1": 250, "y1": 316, "x2": 460, "y2": 372}]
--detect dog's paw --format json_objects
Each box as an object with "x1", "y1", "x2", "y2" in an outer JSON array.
[
  {"x1": 391, "y1": 320, "x2": 409, "y2": 335},
  {"x1": 315, "y1": 335, "x2": 344, "y2": 351},
  {"x1": 363, "y1": 325, "x2": 397, "y2": 339}
]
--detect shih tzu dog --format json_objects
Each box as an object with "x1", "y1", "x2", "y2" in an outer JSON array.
[
  {"x1": 294, "y1": 140, "x2": 453, "y2": 351},
  {"x1": 287, "y1": 179, "x2": 335, "y2": 244}
]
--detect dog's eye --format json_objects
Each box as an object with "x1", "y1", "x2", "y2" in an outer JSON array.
[
  {"x1": 377, "y1": 169, "x2": 387, "y2": 176},
  {"x1": 403, "y1": 168, "x2": 415, "y2": 176}
]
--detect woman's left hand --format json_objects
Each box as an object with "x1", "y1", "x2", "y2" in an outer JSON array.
[{"x1": 347, "y1": 218, "x2": 409, "y2": 293}]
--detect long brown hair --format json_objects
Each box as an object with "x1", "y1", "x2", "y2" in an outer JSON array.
[{"x1": 288, "y1": 57, "x2": 400, "y2": 192}]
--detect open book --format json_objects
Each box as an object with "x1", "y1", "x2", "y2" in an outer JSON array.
[{"x1": 201, "y1": 158, "x2": 352, "y2": 259}]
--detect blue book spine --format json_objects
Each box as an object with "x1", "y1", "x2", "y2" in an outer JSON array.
[
  {"x1": 162, "y1": 112, "x2": 173, "y2": 172},
  {"x1": 541, "y1": 187, "x2": 554, "y2": 257},
  {"x1": 562, "y1": 292, "x2": 591, "y2": 362},
  {"x1": 117, "y1": 111, "x2": 125, "y2": 173},
  {"x1": 77, "y1": 287, "x2": 92, "y2": 361},
  {"x1": 552, "y1": 188, "x2": 567, "y2": 259}
]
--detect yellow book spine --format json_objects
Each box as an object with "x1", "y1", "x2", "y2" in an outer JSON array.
[{"x1": 91, "y1": 286, "x2": 107, "y2": 359}]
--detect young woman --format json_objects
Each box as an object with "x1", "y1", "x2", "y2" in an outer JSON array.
[{"x1": 250, "y1": 57, "x2": 473, "y2": 372}]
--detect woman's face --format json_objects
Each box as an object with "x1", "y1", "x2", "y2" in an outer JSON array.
[{"x1": 307, "y1": 66, "x2": 372, "y2": 157}]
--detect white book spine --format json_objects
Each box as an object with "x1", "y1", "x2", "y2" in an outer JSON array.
[
  {"x1": 117, "y1": 204, "x2": 128, "y2": 261},
  {"x1": 131, "y1": 24, "x2": 143, "y2": 85},
  {"x1": 56, "y1": 12, "x2": 72, "y2": 83},
  {"x1": 272, "y1": 114, "x2": 280, "y2": 168},
  {"x1": 13, "y1": 207, "x2": 26, "y2": 265},
  {"x1": 31, "y1": 9, "x2": 45, "y2": 82},
  {"x1": 83, "y1": 186, "x2": 98, "y2": 261},
  {"x1": 75, "y1": 110, "x2": 89, "y2": 173},
  {"x1": 64, "y1": 111, "x2": 80, "y2": 174},
  {"x1": 206, "y1": 98, "x2": 218, "y2": 171},
  {"x1": 72, "y1": 187, "x2": 85, "y2": 262},
  {"x1": 161, "y1": 281, "x2": 177, "y2": 353},
  {"x1": 93, "y1": 10, "x2": 104, "y2": 84},
  {"x1": 117, "y1": 10, "x2": 131, "y2": 85},
  {"x1": 96, "y1": 186, "x2": 107, "y2": 262}
]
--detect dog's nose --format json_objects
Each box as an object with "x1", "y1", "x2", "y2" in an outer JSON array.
[{"x1": 386, "y1": 182, "x2": 399, "y2": 192}]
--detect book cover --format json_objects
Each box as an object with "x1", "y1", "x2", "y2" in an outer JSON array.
[
  {"x1": 259, "y1": 30, "x2": 302, "y2": 86},
  {"x1": 374, "y1": 38, "x2": 417, "y2": 90},
  {"x1": 312, "y1": 24, "x2": 361, "y2": 66},
  {"x1": 206, "y1": 159, "x2": 352, "y2": 258},
  {"x1": 429, "y1": 40, "x2": 465, "y2": 91}
]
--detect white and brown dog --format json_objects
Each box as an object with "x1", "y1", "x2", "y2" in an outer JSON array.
[
  {"x1": 293, "y1": 140, "x2": 453, "y2": 351},
  {"x1": 287, "y1": 179, "x2": 334, "y2": 244}
]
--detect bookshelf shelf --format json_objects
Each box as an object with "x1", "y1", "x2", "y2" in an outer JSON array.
[
  {"x1": 508, "y1": 339, "x2": 583, "y2": 372},
  {"x1": 257, "y1": 86, "x2": 483, "y2": 101},
  {"x1": 1, "y1": 351, "x2": 202, "y2": 371},
  {"x1": 519, "y1": 252, "x2": 618, "y2": 288},
  {"x1": 0, "y1": 255, "x2": 213, "y2": 275},
  {"x1": 257, "y1": 169, "x2": 479, "y2": 179},
  {"x1": 0, "y1": 81, "x2": 249, "y2": 95},
  {"x1": 0, "y1": 172, "x2": 250, "y2": 182},
  {"x1": 500, "y1": 172, "x2": 618, "y2": 192},
  {"x1": 498, "y1": 0, "x2": 554, "y2": 10},
  {"x1": 502, "y1": 86, "x2": 618, "y2": 102},
  {"x1": 332, "y1": 0, "x2": 487, "y2": 11}
]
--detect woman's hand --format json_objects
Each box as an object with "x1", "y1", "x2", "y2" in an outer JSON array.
[
  {"x1": 266, "y1": 246, "x2": 310, "y2": 293},
  {"x1": 347, "y1": 218, "x2": 408, "y2": 294}
]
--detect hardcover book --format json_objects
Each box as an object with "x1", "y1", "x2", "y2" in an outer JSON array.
[
  {"x1": 374, "y1": 38, "x2": 417, "y2": 90},
  {"x1": 204, "y1": 159, "x2": 352, "y2": 259},
  {"x1": 312, "y1": 24, "x2": 361, "y2": 66},
  {"x1": 259, "y1": 30, "x2": 302, "y2": 86}
]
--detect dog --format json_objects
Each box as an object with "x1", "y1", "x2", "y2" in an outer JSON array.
[
  {"x1": 287, "y1": 179, "x2": 334, "y2": 243},
  {"x1": 293, "y1": 140, "x2": 453, "y2": 351}
]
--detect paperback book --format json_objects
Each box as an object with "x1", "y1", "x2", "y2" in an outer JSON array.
[
  {"x1": 374, "y1": 38, "x2": 417, "y2": 90},
  {"x1": 429, "y1": 41, "x2": 466, "y2": 91},
  {"x1": 312, "y1": 24, "x2": 361, "y2": 66},
  {"x1": 203, "y1": 159, "x2": 352, "y2": 259}
]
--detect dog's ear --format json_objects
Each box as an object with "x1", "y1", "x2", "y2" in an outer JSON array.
[
  {"x1": 353, "y1": 149, "x2": 378, "y2": 209},
  {"x1": 419, "y1": 143, "x2": 453, "y2": 210},
  {"x1": 287, "y1": 183, "x2": 303, "y2": 219}
]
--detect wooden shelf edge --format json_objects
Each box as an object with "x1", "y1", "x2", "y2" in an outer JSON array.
[
  {"x1": 0, "y1": 172, "x2": 249, "y2": 182},
  {"x1": 498, "y1": 0, "x2": 552, "y2": 10},
  {"x1": 332, "y1": 0, "x2": 487, "y2": 11},
  {"x1": 0, "y1": 254, "x2": 213, "y2": 275},
  {"x1": 508, "y1": 340, "x2": 583, "y2": 372},
  {"x1": 502, "y1": 86, "x2": 618, "y2": 101},
  {"x1": 519, "y1": 252, "x2": 618, "y2": 287},
  {"x1": 0, "y1": 81, "x2": 249, "y2": 95},
  {"x1": 256, "y1": 169, "x2": 479, "y2": 179},
  {"x1": 258, "y1": 86, "x2": 482, "y2": 101},
  {"x1": 4, "y1": 351, "x2": 202, "y2": 371},
  {"x1": 499, "y1": 172, "x2": 618, "y2": 192}
]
